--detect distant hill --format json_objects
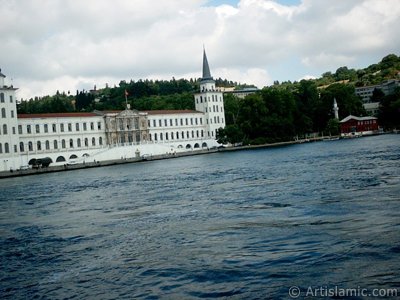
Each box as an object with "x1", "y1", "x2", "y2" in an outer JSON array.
[{"x1": 17, "y1": 54, "x2": 399, "y2": 114}]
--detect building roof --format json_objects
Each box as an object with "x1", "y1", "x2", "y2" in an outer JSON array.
[
  {"x1": 18, "y1": 112, "x2": 99, "y2": 119},
  {"x1": 144, "y1": 110, "x2": 202, "y2": 115},
  {"x1": 340, "y1": 115, "x2": 378, "y2": 123},
  {"x1": 201, "y1": 49, "x2": 213, "y2": 81}
]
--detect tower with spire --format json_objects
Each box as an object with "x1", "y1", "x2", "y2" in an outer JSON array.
[{"x1": 194, "y1": 49, "x2": 225, "y2": 139}]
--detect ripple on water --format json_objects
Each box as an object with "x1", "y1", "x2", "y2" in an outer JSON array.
[{"x1": 0, "y1": 135, "x2": 399, "y2": 299}]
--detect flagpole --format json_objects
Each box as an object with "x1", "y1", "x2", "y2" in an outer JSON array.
[{"x1": 125, "y1": 89, "x2": 129, "y2": 109}]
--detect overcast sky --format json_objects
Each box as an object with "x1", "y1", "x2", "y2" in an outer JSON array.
[{"x1": 1, "y1": 0, "x2": 399, "y2": 100}]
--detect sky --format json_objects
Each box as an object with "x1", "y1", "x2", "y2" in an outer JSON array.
[{"x1": 1, "y1": 0, "x2": 399, "y2": 100}]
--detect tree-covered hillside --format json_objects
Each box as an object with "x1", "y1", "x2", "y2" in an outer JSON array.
[{"x1": 17, "y1": 53, "x2": 400, "y2": 143}]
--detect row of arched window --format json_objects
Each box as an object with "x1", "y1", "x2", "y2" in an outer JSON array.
[
  {"x1": 0, "y1": 142, "x2": 10, "y2": 154},
  {"x1": 150, "y1": 130, "x2": 205, "y2": 142},
  {"x1": 18, "y1": 137, "x2": 104, "y2": 153},
  {"x1": 0, "y1": 93, "x2": 13, "y2": 103},
  {"x1": 1, "y1": 107, "x2": 15, "y2": 118}
]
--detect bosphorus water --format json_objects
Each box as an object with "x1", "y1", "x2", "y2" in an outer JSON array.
[{"x1": 1, "y1": 134, "x2": 399, "y2": 299}]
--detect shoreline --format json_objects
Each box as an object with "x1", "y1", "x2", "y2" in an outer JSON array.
[{"x1": 0, "y1": 133, "x2": 389, "y2": 179}]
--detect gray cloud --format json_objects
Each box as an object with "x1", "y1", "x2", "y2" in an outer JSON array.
[{"x1": 1, "y1": 0, "x2": 399, "y2": 98}]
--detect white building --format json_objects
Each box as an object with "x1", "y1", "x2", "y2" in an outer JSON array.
[
  {"x1": 355, "y1": 79, "x2": 400, "y2": 116},
  {"x1": 194, "y1": 49, "x2": 226, "y2": 139},
  {"x1": 0, "y1": 50, "x2": 225, "y2": 172}
]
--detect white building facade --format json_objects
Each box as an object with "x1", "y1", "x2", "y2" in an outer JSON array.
[{"x1": 0, "y1": 50, "x2": 225, "y2": 172}]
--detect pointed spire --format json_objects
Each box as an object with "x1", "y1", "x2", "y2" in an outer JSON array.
[{"x1": 202, "y1": 48, "x2": 213, "y2": 81}]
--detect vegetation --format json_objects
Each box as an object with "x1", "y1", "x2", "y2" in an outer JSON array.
[{"x1": 17, "y1": 53, "x2": 400, "y2": 144}]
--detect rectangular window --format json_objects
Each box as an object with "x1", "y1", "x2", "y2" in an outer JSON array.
[
  {"x1": 190, "y1": 118, "x2": 193, "y2": 125},
  {"x1": 175, "y1": 119, "x2": 178, "y2": 126},
  {"x1": 35, "y1": 124, "x2": 40, "y2": 133},
  {"x1": 148, "y1": 120, "x2": 151, "y2": 127},
  {"x1": 52, "y1": 124, "x2": 56, "y2": 132},
  {"x1": 12, "y1": 127, "x2": 16, "y2": 134},
  {"x1": 153, "y1": 120, "x2": 156, "y2": 127},
  {"x1": 11, "y1": 110, "x2": 14, "y2": 118},
  {"x1": 60, "y1": 124, "x2": 64, "y2": 132},
  {"x1": 83, "y1": 123, "x2": 87, "y2": 131},
  {"x1": 159, "y1": 120, "x2": 162, "y2": 127},
  {"x1": 97, "y1": 122, "x2": 101, "y2": 130},
  {"x1": 164, "y1": 119, "x2": 168, "y2": 127},
  {"x1": 90, "y1": 122, "x2": 94, "y2": 130},
  {"x1": 68, "y1": 123, "x2": 72, "y2": 132},
  {"x1": 44, "y1": 124, "x2": 48, "y2": 133},
  {"x1": 10, "y1": 95, "x2": 13, "y2": 103},
  {"x1": 76, "y1": 123, "x2": 80, "y2": 131},
  {"x1": 185, "y1": 118, "x2": 188, "y2": 125},
  {"x1": 18, "y1": 125, "x2": 22, "y2": 134},
  {"x1": 170, "y1": 119, "x2": 173, "y2": 126},
  {"x1": 180, "y1": 119, "x2": 183, "y2": 126},
  {"x1": 14, "y1": 145, "x2": 17, "y2": 153},
  {"x1": 166, "y1": 132, "x2": 169, "y2": 140}
]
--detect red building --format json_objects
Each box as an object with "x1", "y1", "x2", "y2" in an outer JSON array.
[{"x1": 340, "y1": 115, "x2": 379, "y2": 137}]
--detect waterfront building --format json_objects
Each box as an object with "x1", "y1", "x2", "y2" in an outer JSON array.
[
  {"x1": 0, "y1": 50, "x2": 225, "y2": 172},
  {"x1": 339, "y1": 115, "x2": 379, "y2": 137}
]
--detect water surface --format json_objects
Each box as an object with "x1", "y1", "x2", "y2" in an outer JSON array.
[{"x1": 1, "y1": 134, "x2": 399, "y2": 299}]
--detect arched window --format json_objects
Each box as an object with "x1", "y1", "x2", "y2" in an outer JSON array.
[
  {"x1": 85, "y1": 138, "x2": 88, "y2": 147},
  {"x1": 70, "y1": 154, "x2": 78, "y2": 159},
  {"x1": 3, "y1": 124, "x2": 7, "y2": 134},
  {"x1": 61, "y1": 139, "x2": 66, "y2": 148},
  {"x1": 54, "y1": 140, "x2": 58, "y2": 149},
  {"x1": 99, "y1": 137, "x2": 103, "y2": 145},
  {"x1": 1, "y1": 108, "x2": 5, "y2": 118},
  {"x1": 0, "y1": 93, "x2": 4, "y2": 102},
  {"x1": 19, "y1": 142, "x2": 24, "y2": 152},
  {"x1": 69, "y1": 139, "x2": 74, "y2": 148},
  {"x1": 28, "y1": 141, "x2": 33, "y2": 151},
  {"x1": 77, "y1": 138, "x2": 81, "y2": 147},
  {"x1": 5, "y1": 143, "x2": 10, "y2": 153},
  {"x1": 37, "y1": 141, "x2": 41, "y2": 151},
  {"x1": 92, "y1": 137, "x2": 96, "y2": 146},
  {"x1": 45, "y1": 140, "x2": 50, "y2": 150},
  {"x1": 56, "y1": 156, "x2": 66, "y2": 162}
]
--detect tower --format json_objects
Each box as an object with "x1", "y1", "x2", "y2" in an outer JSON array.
[
  {"x1": 333, "y1": 98, "x2": 339, "y2": 120},
  {"x1": 194, "y1": 49, "x2": 225, "y2": 139},
  {"x1": 0, "y1": 68, "x2": 20, "y2": 171}
]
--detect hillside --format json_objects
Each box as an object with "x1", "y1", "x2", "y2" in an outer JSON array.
[{"x1": 17, "y1": 53, "x2": 399, "y2": 115}]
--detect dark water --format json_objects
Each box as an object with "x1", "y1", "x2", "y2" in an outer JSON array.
[{"x1": 1, "y1": 134, "x2": 399, "y2": 299}]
